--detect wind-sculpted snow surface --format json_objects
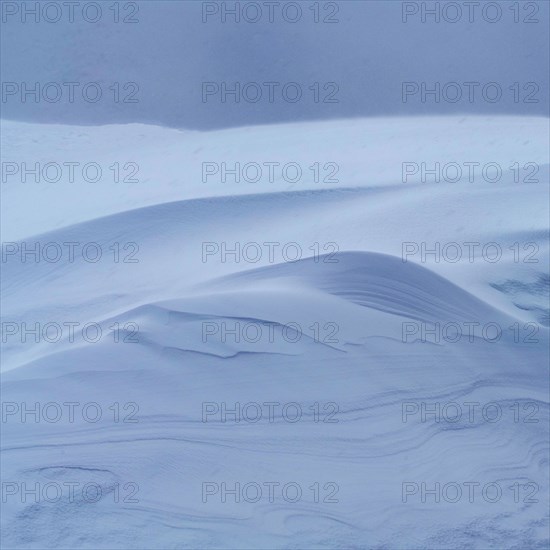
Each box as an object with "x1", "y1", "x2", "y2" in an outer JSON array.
[{"x1": 1, "y1": 117, "x2": 549, "y2": 548}]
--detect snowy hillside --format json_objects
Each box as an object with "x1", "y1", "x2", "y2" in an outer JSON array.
[{"x1": 1, "y1": 116, "x2": 549, "y2": 548}]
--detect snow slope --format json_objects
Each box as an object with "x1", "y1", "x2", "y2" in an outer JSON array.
[{"x1": 1, "y1": 116, "x2": 549, "y2": 548}]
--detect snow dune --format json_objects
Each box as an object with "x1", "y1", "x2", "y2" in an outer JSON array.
[{"x1": 1, "y1": 116, "x2": 549, "y2": 548}]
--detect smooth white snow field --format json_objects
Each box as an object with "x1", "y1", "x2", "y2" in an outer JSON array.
[{"x1": 1, "y1": 116, "x2": 549, "y2": 549}]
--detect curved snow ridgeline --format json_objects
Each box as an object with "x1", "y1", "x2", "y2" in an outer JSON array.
[{"x1": 1, "y1": 116, "x2": 549, "y2": 548}]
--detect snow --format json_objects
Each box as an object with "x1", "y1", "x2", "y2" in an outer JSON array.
[{"x1": 1, "y1": 116, "x2": 549, "y2": 548}]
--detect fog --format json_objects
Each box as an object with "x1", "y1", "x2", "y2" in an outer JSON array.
[{"x1": 2, "y1": 0, "x2": 548, "y2": 129}]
